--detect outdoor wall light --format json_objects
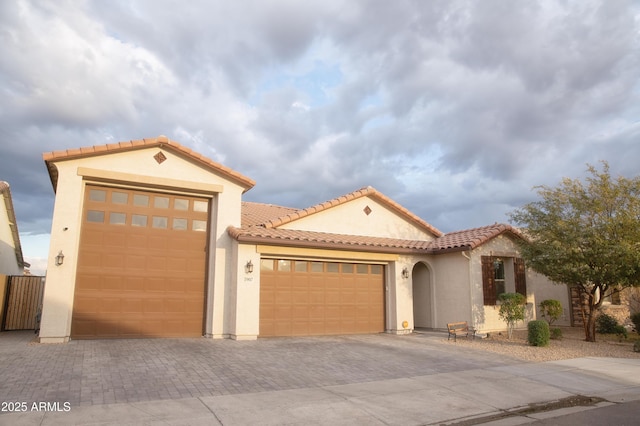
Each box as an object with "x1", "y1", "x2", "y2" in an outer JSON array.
[
  {"x1": 245, "y1": 260, "x2": 254, "y2": 274},
  {"x1": 401, "y1": 267, "x2": 409, "y2": 279},
  {"x1": 55, "y1": 250, "x2": 65, "y2": 266}
]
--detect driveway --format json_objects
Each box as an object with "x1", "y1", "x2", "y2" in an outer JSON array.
[
  {"x1": 1, "y1": 331, "x2": 639, "y2": 425},
  {"x1": 0, "y1": 330, "x2": 509, "y2": 406}
]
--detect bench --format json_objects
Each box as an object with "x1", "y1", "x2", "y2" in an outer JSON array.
[{"x1": 447, "y1": 322, "x2": 476, "y2": 342}]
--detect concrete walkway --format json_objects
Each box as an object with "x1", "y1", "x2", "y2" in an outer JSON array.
[{"x1": 1, "y1": 331, "x2": 639, "y2": 425}]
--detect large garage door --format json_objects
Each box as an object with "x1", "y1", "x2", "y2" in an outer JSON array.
[
  {"x1": 72, "y1": 185, "x2": 209, "y2": 339},
  {"x1": 259, "y1": 259, "x2": 384, "y2": 337}
]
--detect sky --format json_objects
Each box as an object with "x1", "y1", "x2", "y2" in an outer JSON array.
[{"x1": 1, "y1": 0, "x2": 639, "y2": 275}]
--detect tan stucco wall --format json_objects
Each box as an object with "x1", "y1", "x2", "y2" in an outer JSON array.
[
  {"x1": 279, "y1": 196, "x2": 437, "y2": 241},
  {"x1": 466, "y1": 234, "x2": 571, "y2": 332},
  {"x1": 39, "y1": 147, "x2": 246, "y2": 342},
  {"x1": 0, "y1": 203, "x2": 21, "y2": 275}
]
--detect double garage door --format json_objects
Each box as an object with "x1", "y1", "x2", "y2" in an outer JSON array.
[
  {"x1": 72, "y1": 185, "x2": 209, "y2": 339},
  {"x1": 259, "y1": 259, "x2": 385, "y2": 337}
]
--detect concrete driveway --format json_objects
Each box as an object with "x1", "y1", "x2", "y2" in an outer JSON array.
[{"x1": 1, "y1": 330, "x2": 639, "y2": 425}]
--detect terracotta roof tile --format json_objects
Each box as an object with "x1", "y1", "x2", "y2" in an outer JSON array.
[
  {"x1": 429, "y1": 223, "x2": 524, "y2": 253},
  {"x1": 43, "y1": 136, "x2": 256, "y2": 192},
  {"x1": 241, "y1": 202, "x2": 298, "y2": 227},
  {"x1": 228, "y1": 226, "x2": 433, "y2": 254}
]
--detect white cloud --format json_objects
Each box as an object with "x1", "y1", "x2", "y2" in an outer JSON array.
[{"x1": 0, "y1": 0, "x2": 638, "y2": 250}]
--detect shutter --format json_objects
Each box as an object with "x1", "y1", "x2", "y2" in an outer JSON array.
[
  {"x1": 481, "y1": 256, "x2": 496, "y2": 305},
  {"x1": 515, "y1": 258, "x2": 527, "y2": 297}
]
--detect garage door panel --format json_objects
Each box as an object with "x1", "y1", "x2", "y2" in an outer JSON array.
[
  {"x1": 260, "y1": 259, "x2": 384, "y2": 337},
  {"x1": 122, "y1": 298, "x2": 143, "y2": 313},
  {"x1": 72, "y1": 185, "x2": 207, "y2": 339},
  {"x1": 104, "y1": 232, "x2": 127, "y2": 248}
]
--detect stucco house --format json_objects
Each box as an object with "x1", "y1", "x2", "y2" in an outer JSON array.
[
  {"x1": 0, "y1": 181, "x2": 28, "y2": 276},
  {"x1": 38, "y1": 137, "x2": 571, "y2": 343}
]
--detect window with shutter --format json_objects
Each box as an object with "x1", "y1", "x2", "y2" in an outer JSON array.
[
  {"x1": 515, "y1": 258, "x2": 527, "y2": 297},
  {"x1": 482, "y1": 256, "x2": 496, "y2": 305}
]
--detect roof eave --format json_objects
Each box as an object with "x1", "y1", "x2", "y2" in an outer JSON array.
[{"x1": 42, "y1": 137, "x2": 256, "y2": 192}]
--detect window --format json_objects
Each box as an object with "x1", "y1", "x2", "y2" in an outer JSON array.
[
  {"x1": 494, "y1": 259, "x2": 505, "y2": 296},
  {"x1": 111, "y1": 192, "x2": 128, "y2": 204},
  {"x1": 154, "y1": 197, "x2": 170, "y2": 209},
  {"x1": 192, "y1": 220, "x2": 207, "y2": 232},
  {"x1": 193, "y1": 200, "x2": 208, "y2": 212},
  {"x1": 174, "y1": 199, "x2": 189, "y2": 210},
  {"x1": 152, "y1": 216, "x2": 168, "y2": 229},
  {"x1": 89, "y1": 189, "x2": 106, "y2": 202},
  {"x1": 109, "y1": 212, "x2": 126, "y2": 225},
  {"x1": 172, "y1": 218, "x2": 188, "y2": 230},
  {"x1": 482, "y1": 256, "x2": 527, "y2": 305},
  {"x1": 87, "y1": 210, "x2": 105, "y2": 223},
  {"x1": 133, "y1": 194, "x2": 149, "y2": 207},
  {"x1": 131, "y1": 214, "x2": 148, "y2": 227}
]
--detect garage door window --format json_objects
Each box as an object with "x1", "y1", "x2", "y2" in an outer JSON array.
[
  {"x1": 89, "y1": 189, "x2": 106, "y2": 202},
  {"x1": 87, "y1": 210, "x2": 104, "y2": 223},
  {"x1": 109, "y1": 212, "x2": 126, "y2": 225},
  {"x1": 133, "y1": 194, "x2": 149, "y2": 206},
  {"x1": 111, "y1": 192, "x2": 128, "y2": 204}
]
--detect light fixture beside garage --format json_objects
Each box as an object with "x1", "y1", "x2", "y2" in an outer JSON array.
[
  {"x1": 55, "y1": 250, "x2": 65, "y2": 266},
  {"x1": 245, "y1": 260, "x2": 254, "y2": 274},
  {"x1": 401, "y1": 267, "x2": 409, "y2": 279}
]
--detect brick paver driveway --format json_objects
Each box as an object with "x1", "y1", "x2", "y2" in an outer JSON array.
[{"x1": 0, "y1": 331, "x2": 517, "y2": 407}]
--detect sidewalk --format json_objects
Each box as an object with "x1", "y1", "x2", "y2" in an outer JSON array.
[{"x1": 4, "y1": 357, "x2": 639, "y2": 425}]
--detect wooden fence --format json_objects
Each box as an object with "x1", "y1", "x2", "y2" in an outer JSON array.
[{"x1": 1, "y1": 275, "x2": 45, "y2": 331}]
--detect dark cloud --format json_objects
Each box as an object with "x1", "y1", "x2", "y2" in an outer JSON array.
[{"x1": 1, "y1": 0, "x2": 638, "y2": 269}]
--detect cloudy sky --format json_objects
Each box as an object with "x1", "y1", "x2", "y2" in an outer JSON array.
[{"x1": 1, "y1": 0, "x2": 639, "y2": 275}]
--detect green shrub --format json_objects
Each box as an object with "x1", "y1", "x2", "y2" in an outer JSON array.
[
  {"x1": 613, "y1": 325, "x2": 627, "y2": 340},
  {"x1": 528, "y1": 320, "x2": 550, "y2": 347},
  {"x1": 631, "y1": 312, "x2": 640, "y2": 335},
  {"x1": 596, "y1": 313, "x2": 619, "y2": 334},
  {"x1": 539, "y1": 299, "x2": 563, "y2": 325},
  {"x1": 550, "y1": 327, "x2": 563, "y2": 340},
  {"x1": 498, "y1": 293, "x2": 526, "y2": 339}
]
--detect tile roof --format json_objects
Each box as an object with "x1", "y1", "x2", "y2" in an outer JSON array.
[
  {"x1": 428, "y1": 223, "x2": 525, "y2": 253},
  {"x1": 228, "y1": 226, "x2": 433, "y2": 254},
  {"x1": 0, "y1": 181, "x2": 27, "y2": 268},
  {"x1": 42, "y1": 136, "x2": 256, "y2": 192},
  {"x1": 260, "y1": 186, "x2": 443, "y2": 238},
  {"x1": 233, "y1": 195, "x2": 522, "y2": 255},
  {"x1": 241, "y1": 202, "x2": 298, "y2": 228},
  {"x1": 230, "y1": 221, "x2": 523, "y2": 255}
]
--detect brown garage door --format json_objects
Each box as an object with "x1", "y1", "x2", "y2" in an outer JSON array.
[
  {"x1": 259, "y1": 259, "x2": 384, "y2": 337},
  {"x1": 72, "y1": 185, "x2": 209, "y2": 339}
]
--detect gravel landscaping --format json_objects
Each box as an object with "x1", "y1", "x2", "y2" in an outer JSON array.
[{"x1": 438, "y1": 326, "x2": 640, "y2": 362}]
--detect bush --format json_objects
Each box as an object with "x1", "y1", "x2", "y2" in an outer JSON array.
[
  {"x1": 631, "y1": 312, "x2": 640, "y2": 335},
  {"x1": 550, "y1": 327, "x2": 563, "y2": 340},
  {"x1": 539, "y1": 299, "x2": 563, "y2": 325},
  {"x1": 498, "y1": 293, "x2": 526, "y2": 339},
  {"x1": 528, "y1": 320, "x2": 550, "y2": 347},
  {"x1": 613, "y1": 325, "x2": 627, "y2": 340},
  {"x1": 596, "y1": 313, "x2": 619, "y2": 334},
  {"x1": 634, "y1": 341, "x2": 640, "y2": 353}
]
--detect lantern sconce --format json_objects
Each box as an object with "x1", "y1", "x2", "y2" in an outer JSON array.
[
  {"x1": 55, "y1": 250, "x2": 65, "y2": 266},
  {"x1": 245, "y1": 260, "x2": 254, "y2": 274},
  {"x1": 401, "y1": 267, "x2": 409, "y2": 279}
]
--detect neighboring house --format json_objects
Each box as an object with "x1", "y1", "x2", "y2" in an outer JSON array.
[
  {"x1": 0, "y1": 181, "x2": 28, "y2": 276},
  {"x1": 38, "y1": 137, "x2": 571, "y2": 343}
]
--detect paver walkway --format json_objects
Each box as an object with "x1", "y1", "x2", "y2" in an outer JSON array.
[{"x1": 0, "y1": 331, "x2": 512, "y2": 407}]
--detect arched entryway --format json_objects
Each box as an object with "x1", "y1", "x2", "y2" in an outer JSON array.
[{"x1": 412, "y1": 262, "x2": 432, "y2": 329}]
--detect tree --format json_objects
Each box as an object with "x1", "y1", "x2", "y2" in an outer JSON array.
[
  {"x1": 498, "y1": 293, "x2": 526, "y2": 339},
  {"x1": 510, "y1": 162, "x2": 640, "y2": 342}
]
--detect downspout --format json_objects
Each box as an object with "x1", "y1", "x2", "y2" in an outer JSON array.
[{"x1": 461, "y1": 250, "x2": 474, "y2": 330}]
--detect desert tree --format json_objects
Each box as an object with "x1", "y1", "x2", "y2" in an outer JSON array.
[{"x1": 510, "y1": 163, "x2": 640, "y2": 342}]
